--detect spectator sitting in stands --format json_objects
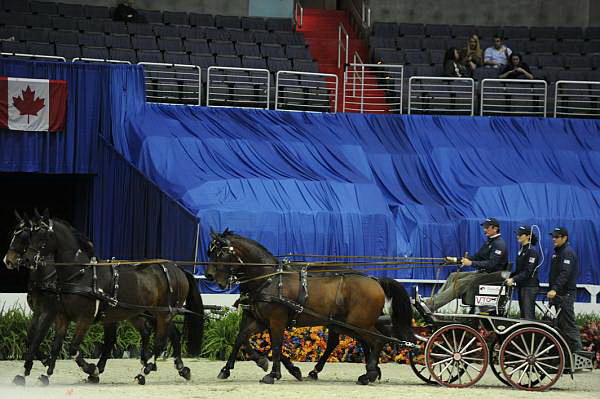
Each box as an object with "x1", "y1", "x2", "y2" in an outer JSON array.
[
  {"x1": 499, "y1": 53, "x2": 534, "y2": 80},
  {"x1": 484, "y1": 34, "x2": 512, "y2": 68},
  {"x1": 463, "y1": 34, "x2": 483, "y2": 69},
  {"x1": 443, "y1": 48, "x2": 471, "y2": 78},
  {"x1": 113, "y1": 1, "x2": 147, "y2": 23}
]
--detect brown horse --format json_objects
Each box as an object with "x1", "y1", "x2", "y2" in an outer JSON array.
[{"x1": 205, "y1": 229, "x2": 414, "y2": 385}]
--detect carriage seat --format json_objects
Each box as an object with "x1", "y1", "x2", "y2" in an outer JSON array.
[{"x1": 461, "y1": 263, "x2": 513, "y2": 315}]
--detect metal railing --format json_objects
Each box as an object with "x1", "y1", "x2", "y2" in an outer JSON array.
[
  {"x1": 206, "y1": 66, "x2": 270, "y2": 109},
  {"x1": 139, "y1": 62, "x2": 201, "y2": 105},
  {"x1": 72, "y1": 57, "x2": 131, "y2": 64},
  {"x1": 480, "y1": 78, "x2": 547, "y2": 117},
  {"x1": 344, "y1": 61, "x2": 403, "y2": 113},
  {"x1": 294, "y1": 0, "x2": 304, "y2": 29},
  {"x1": 554, "y1": 80, "x2": 600, "y2": 118},
  {"x1": 1, "y1": 52, "x2": 66, "y2": 62},
  {"x1": 345, "y1": 0, "x2": 371, "y2": 37},
  {"x1": 408, "y1": 76, "x2": 475, "y2": 115},
  {"x1": 338, "y1": 23, "x2": 349, "y2": 70},
  {"x1": 275, "y1": 71, "x2": 338, "y2": 112}
]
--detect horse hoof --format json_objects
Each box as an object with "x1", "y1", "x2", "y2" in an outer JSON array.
[
  {"x1": 178, "y1": 367, "x2": 191, "y2": 381},
  {"x1": 143, "y1": 363, "x2": 156, "y2": 375},
  {"x1": 256, "y1": 356, "x2": 269, "y2": 372},
  {"x1": 13, "y1": 375, "x2": 25, "y2": 386},
  {"x1": 289, "y1": 367, "x2": 302, "y2": 381},
  {"x1": 134, "y1": 374, "x2": 146, "y2": 385},
  {"x1": 356, "y1": 375, "x2": 370, "y2": 385},
  {"x1": 217, "y1": 368, "x2": 230, "y2": 380},
  {"x1": 307, "y1": 370, "x2": 319, "y2": 380},
  {"x1": 87, "y1": 375, "x2": 100, "y2": 384},
  {"x1": 260, "y1": 374, "x2": 275, "y2": 384},
  {"x1": 38, "y1": 375, "x2": 50, "y2": 386}
]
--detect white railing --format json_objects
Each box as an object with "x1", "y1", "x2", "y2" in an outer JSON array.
[
  {"x1": 206, "y1": 66, "x2": 270, "y2": 109},
  {"x1": 361, "y1": 0, "x2": 371, "y2": 28},
  {"x1": 344, "y1": 62, "x2": 403, "y2": 113},
  {"x1": 139, "y1": 62, "x2": 201, "y2": 105},
  {"x1": 72, "y1": 57, "x2": 131, "y2": 64},
  {"x1": 481, "y1": 78, "x2": 547, "y2": 117},
  {"x1": 1, "y1": 52, "x2": 66, "y2": 62},
  {"x1": 275, "y1": 71, "x2": 338, "y2": 113},
  {"x1": 554, "y1": 80, "x2": 600, "y2": 118},
  {"x1": 294, "y1": 0, "x2": 304, "y2": 29},
  {"x1": 338, "y1": 23, "x2": 349, "y2": 69},
  {"x1": 408, "y1": 76, "x2": 475, "y2": 115}
]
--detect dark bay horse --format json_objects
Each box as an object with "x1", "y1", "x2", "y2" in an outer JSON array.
[
  {"x1": 5, "y1": 210, "x2": 204, "y2": 384},
  {"x1": 3, "y1": 211, "x2": 183, "y2": 385},
  {"x1": 205, "y1": 229, "x2": 414, "y2": 385}
]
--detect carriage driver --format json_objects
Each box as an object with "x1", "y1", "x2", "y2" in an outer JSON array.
[{"x1": 418, "y1": 217, "x2": 509, "y2": 312}]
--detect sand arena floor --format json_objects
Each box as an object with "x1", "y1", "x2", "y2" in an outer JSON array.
[{"x1": 0, "y1": 358, "x2": 598, "y2": 399}]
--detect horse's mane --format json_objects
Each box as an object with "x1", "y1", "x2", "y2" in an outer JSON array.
[
  {"x1": 52, "y1": 218, "x2": 96, "y2": 257},
  {"x1": 220, "y1": 229, "x2": 275, "y2": 258}
]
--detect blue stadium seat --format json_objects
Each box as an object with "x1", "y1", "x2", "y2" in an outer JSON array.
[
  {"x1": 530, "y1": 26, "x2": 556, "y2": 40},
  {"x1": 267, "y1": 56, "x2": 292, "y2": 72},
  {"x1": 3, "y1": 0, "x2": 30, "y2": 12},
  {"x1": 266, "y1": 17, "x2": 292, "y2": 32},
  {"x1": 189, "y1": 13, "x2": 214, "y2": 27},
  {"x1": 0, "y1": 12, "x2": 26, "y2": 26},
  {"x1": 235, "y1": 42, "x2": 260, "y2": 57},
  {"x1": 472, "y1": 67, "x2": 500, "y2": 81},
  {"x1": 554, "y1": 40, "x2": 583, "y2": 55},
  {"x1": 253, "y1": 30, "x2": 278, "y2": 45},
  {"x1": 78, "y1": 19, "x2": 104, "y2": 33},
  {"x1": 399, "y1": 23, "x2": 424, "y2": 37},
  {"x1": 0, "y1": 26, "x2": 25, "y2": 41},
  {"x1": 429, "y1": 49, "x2": 445, "y2": 65},
  {"x1": 260, "y1": 43, "x2": 285, "y2": 58},
  {"x1": 564, "y1": 56, "x2": 592, "y2": 70},
  {"x1": 105, "y1": 34, "x2": 132, "y2": 49},
  {"x1": 241, "y1": 16, "x2": 265, "y2": 31},
  {"x1": 557, "y1": 69, "x2": 587, "y2": 82},
  {"x1": 451, "y1": 25, "x2": 476, "y2": 38},
  {"x1": 163, "y1": 11, "x2": 188, "y2": 26},
  {"x1": 274, "y1": 31, "x2": 304, "y2": 45},
  {"x1": 286, "y1": 45, "x2": 311, "y2": 60},
  {"x1": 132, "y1": 35, "x2": 158, "y2": 51},
  {"x1": 372, "y1": 22, "x2": 399, "y2": 37},
  {"x1": 51, "y1": 16, "x2": 78, "y2": 31},
  {"x1": 421, "y1": 37, "x2": 446, "y2": 50},
  {"x1": 1, "y1": 41, "x2": 28, "y2": 53},
  {"x1": 30, "y1": 1, "x2": 58, "y2": 15},
  {"x1": 396, "y1": 37, "x2": 421, "y2": 50},
  {"x1": 28, "y1": 41, "x2": 56, "y2": 56},
  {"x1": 158, "y1": 37, "x2": 184, "y2": 52},
  {"x1": 58, "y1": 3, "x2": 84, "y2": 18},
  {"x1": 502, "y1": 26, "x2": 529, "y2": 40},
  {"x1": 215, "y1": 54, "x2": 242, "y2": 67},
  {"x1": 55, "y1": 43, "x2": 80, "y2": 60},
  {"x1": 215, "y1": 15, "x2": 240, "y2": 29},
  {"x1": 228, "y1": 28, "x2": 255, "y2": 43},
  {"x1": 184, "y1": 38, "x2": 210, "y2": 54},
  {"x1": 582, "y1": 41, "x2": 600, "y2": 54},
  {"x1": 373, "y1": 48, "x2": 403, "y2": 64},
  {"x1": 26, "y1": 14, "x2": 52, "y2": 28},
  {"x1": 585, "y1": 27, "x2": 600, "y2": 41},
  {"x1": 209, "y1": 40, "x2": 236, "y2": 56},
  {"x1": 81, "y1": 46, "x2": 109, "y2": 60},
  {"x1": 587, "y1": 70, "x2": 600, "y2": 81},
  {"x1": 507, "y1": 38, "x2": 529, "y2": 54},
  {"x1": 179, "y1": 27, "x2": 206, "y2": 40},
  {"x1": 528, "y1": 39, "x2": 554, "y2": 54},
  {"x1": 137, "y1": 49, "x2": 164, "y2": 63},
  {"x1": 138, "y1": 9, "x2": 163, "y2": 24},
  {"x1": 369, "y1": 36, "x2": 396, "y2": 50},
  {"x1": 83, "y1": 5, "x2": 110, "y2": 19},
  {"x1": 128, "y1": 23, "x2": 154, "y2": 36},
  {"x1": 164, "y1": 51, "x2": 190, "y2": 65},
  {"x1": 104, "y1": 21, "x2": 127, "y2": 35},
  {"x1": 205, "y1": 27, "x2": 230, "y2": 41},
  {"x1": 425, "y1": 24, "x2": 451, "y2": 37},
  {"x1": 49, "y1": 30, "x2": 78, "y2": 45},
  {"x1": 476, "y1": 26, "x2": 502, "y2": 40},
  {"x1": 154, "y1": 25, "x2": 180, "y2": 38},
  {"x1": 522, "y1": 54, "x2": 538, "y2": 66},
  {"x1": 403, "y1": 49, "x2": 430, "y2": 65},
  {"x1": 557, "y1": 27, "x2": 584, "y2": 40},
  {"x1": 591, "y1": 55, "x2": 600, "y2": 69},
  {"x1": 23, "y1": 28, "x2": 50, "y2": 43},
  {"x1": 537, "y1": 54, "x2": 564, "y2": 68},
  {"x1": 109, "y1": 48, "x2": 137, "y2": 63},
  {"x1": 242, "y1": 55, "x2": 267, "y2": 70},
  {"x1": 190, "y1": 53, "x2": 215, "y2": 69}
]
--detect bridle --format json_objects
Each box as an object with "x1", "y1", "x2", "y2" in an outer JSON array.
[
  {"x1": 7, "y1": 223, "x2": 31, "y2": 269},
  {"x1": 26, "y1": 219, "x2": 55, "y2": 270},
  {"x1": 207, "y1": 238, "x2": 246, "y2": 289}
]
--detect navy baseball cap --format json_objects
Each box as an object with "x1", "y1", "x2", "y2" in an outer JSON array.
[
  {"x1": 516, "y1": 225, "x2": 533, "y2": 235},
  {"x1": 481, "y1": 217, "x2": 500, "y2": 227},
  {"x1": 550, "y1": 227, "x2": 568, "y2": 237}
]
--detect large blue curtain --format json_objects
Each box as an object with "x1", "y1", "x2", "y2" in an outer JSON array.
[{"x1": 116, "y1": 105, "x2": 600, "y2": 286}]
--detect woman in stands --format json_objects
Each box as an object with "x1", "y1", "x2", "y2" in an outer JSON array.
[
  {"x1": 443, "y1": 48, "x2": 471, "y2": 77},
  {"x1": 499, "y1": 53, "x2": 534, "y2": 79},
  {"x1": 463, "y1": 34, "x2": 483, "y2": 69}
]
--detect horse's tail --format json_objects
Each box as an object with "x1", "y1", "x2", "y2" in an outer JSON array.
[
  {"x1": 183, "y1": 271, "x2": 204, "y2": 356},
  {"x1": 378, "y1": 277, "x2": 414, "y2": 342}
]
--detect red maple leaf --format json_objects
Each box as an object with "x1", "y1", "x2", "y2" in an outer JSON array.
[{"x1": 12, "y1": 85, "x2": 46, "y2": 124}]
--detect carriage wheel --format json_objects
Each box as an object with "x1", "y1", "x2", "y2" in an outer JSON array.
[
  {"x1": 425, "y1": 324, "x2": 489, "y2": 388},
  {"x1": 499, "y1": 327, "x2": 564, "y2": 391},
  {"x1": 489, "y1": 341, "x2": 511, "y2": 387},
  {"x1": 408, "y1": 351, "x2": 436, "y2": 385}
]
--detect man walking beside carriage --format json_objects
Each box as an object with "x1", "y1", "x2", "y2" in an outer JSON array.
[{"x1": 419, "y1": 217, "x2": 509, "y2": 312}]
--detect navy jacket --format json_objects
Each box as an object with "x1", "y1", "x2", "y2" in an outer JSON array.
[
  {"x1": 511, "y1": 244, "x2": 540, "y2": 287},
  {"x1": 549, "y1": 242, "x2": 578, "y2": 294},
  {"x1": 470, "y1": 234, "x2": 509, "y2": 272}
]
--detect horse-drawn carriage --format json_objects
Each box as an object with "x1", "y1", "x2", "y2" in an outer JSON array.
[{"x1": 3, "y1": 215, "x2": 595, "y2": 390}]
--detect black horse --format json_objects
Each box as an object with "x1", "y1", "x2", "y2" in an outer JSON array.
[
  {"x1": 5, "y1": 210, "x2": 204, "y2": 384},
  {"x1": 4, "y1": 211, "x2": 187, "y2": 385},
  {"x1": 205, "y1": 229, "x2": 414, "y2": 385}
]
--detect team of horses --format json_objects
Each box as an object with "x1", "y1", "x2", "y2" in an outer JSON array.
[{"x1": 3, "y1": 210, "x2": 415, "y2": 385}]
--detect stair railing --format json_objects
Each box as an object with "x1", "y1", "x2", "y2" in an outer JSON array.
[
  {"x1": 342, "y1": 0, "x2": 371, "y2": 39},
  {"x1": 294, "y1": 0, "x2": 304, "y2": 29},
  {"x1": 338, "y1": 23, "x2": 349, "y2": 69}
]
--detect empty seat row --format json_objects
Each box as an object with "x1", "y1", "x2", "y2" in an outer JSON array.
[
  {"x1": 0, "y1": 2, "x2": 294, "y2": 31},
  {"x1": 373, "y1": 22, "x2": 600, "y2": 41}
]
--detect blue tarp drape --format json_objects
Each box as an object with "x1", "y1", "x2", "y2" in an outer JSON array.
[{"x1": 119, "y1": 105, "x2": 600, "y2": 286}]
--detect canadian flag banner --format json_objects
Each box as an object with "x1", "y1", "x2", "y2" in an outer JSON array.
[{"x1": 0, "y1": 77, "x2": 67, "y2": 132}]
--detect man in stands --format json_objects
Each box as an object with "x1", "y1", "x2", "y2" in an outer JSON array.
[
  {"x1": 113, "y1": 1, "x2": 147, "y2": 23},
  {"x1": 484, "y1": 34, "x2": 512, "y2": 68},
  {"x1": 418, "y1": 217, "x2": 509, "y2": 312},
  {"x1": 547, "y1": 227, "x2": 583, "y2": 353}
]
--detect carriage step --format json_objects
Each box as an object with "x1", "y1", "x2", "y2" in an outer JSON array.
[{"x1": 572, "y1": 351, "x2": 594, "y2": 371}]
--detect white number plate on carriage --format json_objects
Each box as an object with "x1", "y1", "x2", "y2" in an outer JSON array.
[
  {"x1": 475, "y1": 295, "x2": 499, "y2": 306},
  {"x1": 479, "y1": 285, "x2": 504, "y2": 295}
]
